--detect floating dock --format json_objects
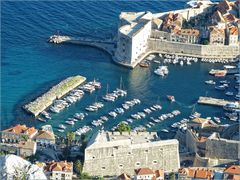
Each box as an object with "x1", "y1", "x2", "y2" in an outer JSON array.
[
  {"x1": 24, "y1": 75, "x2": 86, "y2": 117},
  {"x1": 197, "y1": 96, "x2": 238, "y2": 107}
]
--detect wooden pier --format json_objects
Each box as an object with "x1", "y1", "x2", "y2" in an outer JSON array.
[
  {"x1": 197, "y1": 96, "x2": 238, "y2": 107},
  {"x1": 24, "y1": 75, "x2": 86, "y2": 117}
]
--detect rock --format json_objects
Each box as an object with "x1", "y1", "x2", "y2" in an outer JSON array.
[{"x1": 0, "y1": 154, "x2": 47, "y2": 180}]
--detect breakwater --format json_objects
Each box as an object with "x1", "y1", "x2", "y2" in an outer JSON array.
[
  {"x1": 197, "y1": 96, "x2": 238, "y2": 107},
  {"x1": 23, "y1": 75, "x2": 86, "y2": 117}
]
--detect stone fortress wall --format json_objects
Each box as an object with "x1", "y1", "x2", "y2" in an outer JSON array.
[
  {"x1": 147, "y1": 38, "x2": 240, "y2": 59},
  {"x1": 83, "y1": 131, "x2": 180, "y2": 176}
]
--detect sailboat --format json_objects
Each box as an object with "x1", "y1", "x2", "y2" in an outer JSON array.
[
  {"x1": 189, "y1": 104, "x2": 201, "y2": 119},
  {"x1": 116, "y1": 77, "x2": 127, "y2": 96}
]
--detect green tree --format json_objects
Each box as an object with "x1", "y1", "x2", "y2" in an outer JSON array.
[
  {"x1": 66, "y1": 132, "x2": 75, "y2": 146},
  {"x1": 80, "y1": 172, "x2": 91, "y2": 179},
  {"x1": 202, "y1": 39, "x2": 209, "y2": 45},
  {"x1": 169, "y1": 172, "x2": 175, "y2": 180},
  {"x1": 116, "y1": 123, "x2": 131, "y2": 134},
  {"x1": 21, "y1": 135, "x2": 29, "y2": 141},
  {"x1": 0, "y1": 151, "x2": 5, "y2": 156},
  {"x1": 74, "y1": 160, "x2": 82, "y2": 175}
]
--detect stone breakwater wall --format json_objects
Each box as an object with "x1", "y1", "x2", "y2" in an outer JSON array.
[
  {"x1": 24, "y1": 75, "x2": 86, "y2": 117},
  {"x1": 148, "y1": 38, "x2": 240, "y2": 59}
]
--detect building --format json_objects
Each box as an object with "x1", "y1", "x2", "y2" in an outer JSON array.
[
  {"x1": 1, "y1": 124, "x2": 38, "y2": 143},
  {"x1": 178, "y1": 167, "x2": 214, "y2": 180},
  {"x1": 135, "y1": 168, "x2": 155, "y2": 180},
  {"x1": 209, "y1": 26, "x2": 226, "y2": 45},
  {"x1": 162, "y1": 13, "x2": 183, "y2": 33},
  {"x1": 114, "y1": 11, "x2": 152, "y2": 66},
  {"x1": 187, "y1": 118, "x2": 217, "y2": 130},
  {"x1": 18, "y1": 140, "x2": 37, "y2": 158},
  {"x1": 82, "y1": 131, "x2": 180, "y2": 177},
  {"x1": 35, "y1": 130, "x2": 55, "y2": 146},
  {"x1": 223, "y1": 165, "x2": 240, "y2": 179},
  {"x1": 152, "y1": 18, "x2": 163, "y2": 30},
  {"x1": 118, "y1": 173, "x2": 131, "y2": 180},
  {"x1": 171, "y1": 28, "x2": 200, "y2": 43},
  {"x1": 44, "y1": 161, "x2": 73, "y2": 180},
  {"x1": 227, "y1": 25, "x2": 239, "y2": 45}
]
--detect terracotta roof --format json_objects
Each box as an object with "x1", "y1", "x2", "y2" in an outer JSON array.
[
  {"x1": 217, "y1": 0, "x2": 232, "y2": 14},
  {"x1": 176, "y1": 28, "x2": 200, "y2": 36},
  {"x1": 35, "y1": 130, "x2": 55, "y2": 140},
  {"x1": 223, "y1": 14, "x2": 237, "y2": 22},
  {"x1": 209, "y1": 27, "x2": 225, "y2": 36},
  {"x1": 212, "y1": 10, "x2": 225, "y2": 23},
  {"x1": 229, "y1": 25, "x2": 239, "y2": 35},
  {"x1": 45, "y1": 161, "x2": 73, "y2": 172},
  {"x1": 118, "y1": 173, "x2": 131, "y2": 180},
  {"x1": 224, "y1": 165, "x2": 240, "y2": 175},
  {"x1": 155, "y1": 169, "x2": 164, "y2": 178},
  {"x1": 2, "y1": 124, "x2": 38, "y2": 137},
  {"x1": 18, "y1": 140, "x2": 36, "y2": 150},
  {"x1": 195, "y1": 168, "x2": 213, "y2": 179},
  {"x1": 179, "y1": 168, "x2": 195, "y2": 178},
  {"x1": 135, "y1": 168, "x2": 155, "y2": 175}
]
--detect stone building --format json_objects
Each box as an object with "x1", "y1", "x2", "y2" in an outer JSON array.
[
  {"x1": 223, "y1": 165, "x2": 240, "y2": 179},
  {"x1": 114, "y1": 11, "x2": 152, "y2": 66},
  {"x1": 82, "y1": 131, "x2": 180, "y2": 177},
  {"x1": 35, "y1": 130, "x2": 55, "y2": 146},
  {"x1": 18, "y1": 140, "x2": 37, "y2": 158},
  {"x1": 227, "y1": 25, "x2": 239, "y2": 45},
  {"x1": 171, "y1": 28, "x2": 200, "y2": 44},
  {"x1": 209, "y1": 26, "x2": 225, "y2": 45},
  {"x1": 178, "y1": 167, "x2": 214, "y2": 180},
  {"x1": 1, "y1": 124, "x2": 38, "y2": 143},
  {"x1": 44, "y1": 161, "x2": 73, "y2": 180}
]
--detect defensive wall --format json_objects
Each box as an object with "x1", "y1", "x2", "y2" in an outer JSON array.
[{"x1": 147, "y1": 38, "x2": 240, "y2": 59}]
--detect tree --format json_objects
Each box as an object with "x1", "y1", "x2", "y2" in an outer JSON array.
[
  {"x1": 74, "y1": 160, "x2": 82, "y2": 175},
  {"x1": 80, "y1": 172, "x2": 91, "y2": 179},
  {"x1": 169, "y1": 172, "x2": 175, "y2": 180},
  {"x1": 116, "y1": 123, "x2": 131, "y2": 134},
  {"x1": 202, "y1": 39, "x2": 209, "y2": 45},
  {"x1": 21, "y1": 135, "x2": 29, "y2": 141},
  {"x1": 66, "y1": 132, "x2": 75, "y2": 146}
]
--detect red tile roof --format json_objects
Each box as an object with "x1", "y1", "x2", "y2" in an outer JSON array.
[
  {"x1": 118, "y1": 173, "x2": 131, "y2": 180},
  {"x1": 2, "y1": 124, "x2": 38, "y2": 137},
  {"x1": 224, "y1": 165, "x2": 240, "y2": 175},
  {"x1": 229, "y1": 25, "x2": 239, "y2": 35},
  {"x1": 135, "y1": 168, "x2": 155, "y2": 175},
  {"x1": 217, "y1": 0, "x2": 232, "y2": 14},
  {"x1": 45, "y1": 161, "x2": 73, "y2": 172}
]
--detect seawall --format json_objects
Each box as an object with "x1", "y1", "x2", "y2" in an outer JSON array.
[{"x1": 23, "y1": 75, "x2": 86, "y2": 117}]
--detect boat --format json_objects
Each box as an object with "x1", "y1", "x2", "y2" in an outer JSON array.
[
  {"x1": 225, "y1": 91, "x2": 234, "y2": 96},
  {"x1": 167, "y1": 95, "x2": 175, "y2": 102},
  {"x1": 59, "y1": 124, "x2": 66, "y2": 129},
  {"x1": 215, "y1": 85, "x2": 226, "y2": 90},
  {"x1": 58, "y1": 129, "x2": 64, "y2": 133},
  {"x1": 88, "y1": 79, "x2": 101, "y2": 89},
  {"x1": 213, "y1": 117, "x2": 221, "y2": 123},
  {"x1": 154, "y1": 69, "x2": 165, "y2": 76},
  {"x1": 235, "y1": 94, "x2": 240, "y2": 101},
  {"x1": 37, "y1": 118, "x2": 46, "y2": 123},
  {"x1": 139, "y1": 61, "x2": 150, "y2": 68},
  {"x1": 180, "y1": 61, "x2": 184, "y2": 66},
  {"x1": 74, "y1": 113, "x2": 85, "y2": 120},
  {"x1": 161, "y1": 129, "x2": 169, "y2": 133},
  {"x1": 209, "y1": 69, "x2": 227, "y2": 77},
  {"x1": 109, "y1": 111, "x2": 117, "y2": 118},
  {"x1": 65, "y1": 120, "x2": 74, "y2": 125},
  {"x1": 205, "y1": 80, "x2": 216, "y2": 85},
  {"x1": 225, "y1": 112, "x2": 238, "y2": 121},
  {"x1": 223, "y1": 103, "x2": 238, "y2": 111}
]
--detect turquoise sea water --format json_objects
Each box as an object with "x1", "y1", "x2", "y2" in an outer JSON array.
[{"x1": 1, "y1": 1, "x2": 235, "y2": 136}]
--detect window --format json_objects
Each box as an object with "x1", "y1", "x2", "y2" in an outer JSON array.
[
  {"x1": 92, "y1": 156, "x2": 95, "y2": 159},
  {"x1": 128, "y1": 152, "x2": 132, "y2": 155},
  {"x1": 144, "y1": 149, "x2": 149, "y2": 153},
  {"x1": 101, "y1": 167, "x2": 106, "y2": 170},
  {"x1": 135, "y1": 162, "x2": 141, "y2": 166},
  {"x1": 153, "y1": 160, "x2": 158, "y2": 164},
  {"x1": 111, "y1": 154, "x2": 114, "y2": 157},
  {"x1": 119, "y1": 164, "x2": 123, "y2": 168}
]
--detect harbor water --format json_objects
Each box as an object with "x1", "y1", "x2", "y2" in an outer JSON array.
[{"x1": 1, "y1": 1, "x2": 236, "y2": 136}]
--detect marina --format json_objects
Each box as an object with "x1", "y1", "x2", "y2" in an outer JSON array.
[{"x1": 23, "y1": 75, "x2": 86, "y2": 117}]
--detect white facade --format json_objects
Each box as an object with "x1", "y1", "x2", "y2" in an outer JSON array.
[
  {"x1": 115, "y1": 12, "x2": 152, "y2": 66},
  {"x1": 135, "y1": 174, "x2": 155, "y2": 180},
  {"x1": 49, "y1": 171, "x2": 73, "y2": 180},
  {"x1": 229, "y1": 34, "x2": 238, "y2": 45}
]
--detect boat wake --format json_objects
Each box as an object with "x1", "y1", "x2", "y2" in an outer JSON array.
[{"x1": 175, "y1": 101, "x2": 197, "y2": 109}]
